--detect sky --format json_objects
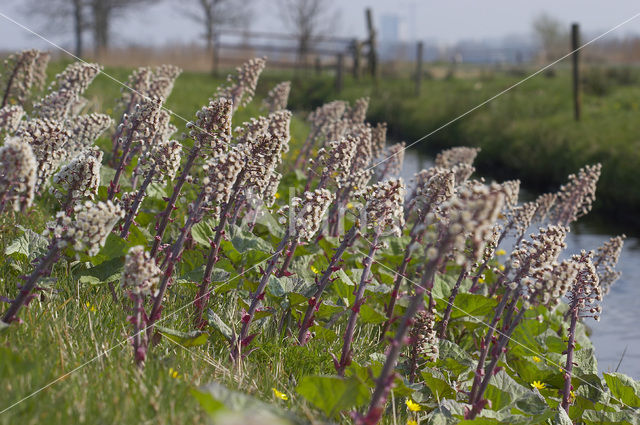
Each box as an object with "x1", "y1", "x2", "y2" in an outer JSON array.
[{"x1": 1, "y1": 0, "x2": 640, "y2": 51}]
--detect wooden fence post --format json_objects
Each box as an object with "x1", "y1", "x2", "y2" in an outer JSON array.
[
  {"x1": 335, "y1": 53, "x2": 344, "y2": 93},
  {"x1": 352, "y1": 38, "x2": 361, "y2": 79},
  {"x1": 571, "y1": 23, "x2": 581, "y2": 121},
  {"x1": 415, "y1": 41, "x2": 424, "y2": 96},
  {"x1": 365, "y1": 8, "x2": 378, "y2": 79}
]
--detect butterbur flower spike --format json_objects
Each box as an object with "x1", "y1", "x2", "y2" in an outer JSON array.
[
  {"x1": 278, "y1": 188, "x2": 335, "y2": 242},
  {"x1": 0, "y1": 137, "x2": 37, "y2": 213},
  {"x1": 65, "y1": 113, "x2": 113, "y2": 157},
  {"x1": 355, "y1": 178, "x2": 406, "y2": 237},
  {"x1": 122, "y1": 246, "x2": 161, "y2": 367},
  {"x1": 51, "y1": 148, "x2": 103, "y2": 211},
  {"x1": 0, "y1": 105, "x2": 25, "y2": 132},
  {"x1": 2, "y1": 200, "x2": 123, "y2": 324},
  {"x1": 215, "y1": 57, "x2": 266, "y2": 114},
  {"x1": 0, "y1": 49, "x2": 41, "y2": 108},
  {"x1": 551, "y1": 164, "x2": 601, "y2": 226},
  {"x1": 33, "y1": 62, "x2": 101, "y2": 120},
  {"x1": 435, "y1": 146, "x2": 480, "y2": 169},
  {"x1": 262, "y1": 81, "x2": 291, "y2": 113},
  {"x1": 16, "y1": 118, "x2": 71, "y2": 190},
  {"x1": 562, "y1": 251, "x2": 602, "y2": 414}
]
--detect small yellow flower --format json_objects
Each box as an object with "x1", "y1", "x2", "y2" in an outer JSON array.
[
  {"x1": 496, "y1": 249, "x2": 506, "y2": 256},
  {"x1": 406, "y1": 399, "x2": 421, "y2": 412},
  {"x1": 346, "y1": 202, "x2": 354, "y2": 209},
  {"x1": 275, "y1": 192, "x2": 281, "y2": 199},
  {"x1": 478, "y1": 277, "x2": 485, "y2": 284},
  {"x1": 407, "y1": 420, "x2": 418, "y2": 425},
  {"x1": 310, "y1": 265, "x2": 320, "y2": 274},
  {"x1": 85, "y1": 301, "x2": 96, "y2": 312},
  {"x1": 169, "y1": 367, "x2": 180, "y2": 378},
  {"x1": 531, "y1": 381, "x2": 546, "y2": 390},
  {"x1": 532, "y1": 356, "x2": 542, "y2": 363},
  {"x1": 570, "y1": 390, "x2": 576, "y2": 401},
  {"x1": 272, "y1": 387, "x2": 288, "y2": 400},
  {"x1": 498, "y1": 264, "x2": 505, "y2": 271}
]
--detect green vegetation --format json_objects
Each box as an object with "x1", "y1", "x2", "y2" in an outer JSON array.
[
  {"x1": 280, "y1": 65, "x2": 640, "y2": 225},
  {"x1": 0, "y1": 60, "x2": 638, "y2": 425}
]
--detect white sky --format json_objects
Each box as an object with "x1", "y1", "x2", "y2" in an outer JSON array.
[{"x1": 1, "y1": 0, "x2": 640, "y2": 50}]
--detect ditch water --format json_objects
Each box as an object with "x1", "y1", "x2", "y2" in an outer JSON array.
[{"x1": 401, "y1": 149, "x2": 640, "y2": 379}]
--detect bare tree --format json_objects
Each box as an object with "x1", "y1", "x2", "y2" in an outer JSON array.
[
  {"x1": 277, "y1": 0, "x2": 336, "y2": 66},
  {"x1": 21, "y1": 0, "x2": 87, "y2": 57},
  {"x1": 180, "y1": 0, "x2": 252, "y2": 74},
  {"x1": 88, "y1": 0, "x2": 154, "y2": 56},
  {"x1": 532, "y1": 13, "x2": 568, "y2": 62}
]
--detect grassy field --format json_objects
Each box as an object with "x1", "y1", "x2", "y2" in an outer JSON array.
[{"x1": 277, "y1": 65, "x2": 640, "y2": 227}]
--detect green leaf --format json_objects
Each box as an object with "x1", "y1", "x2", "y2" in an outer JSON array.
[
  {"x1": 192, "y1": 219, "x2": 218, "y2": 247},
  {"x1": 176, "y1": 266, "x2": 229, "y2": 285},
  {"x1": 603, "y1": 373, "x2": 640, "y2": 408},
  {"x1": 295, "y1": 375, "x2": 369, "y2": 418},
  {"x1": 230, "y1": 225, "x2": 273, "y2": 254},
  {"x1": 207, "y1": 309, "x2": 232, "y2": 342},
  {"x1": 551, "y1": 407, "x2": 573, "y2": 425},
  {"x1": 193, "y1": 382, "x2": 297, "y2": 424},
  {"x1": 146, "y1": 182, "x2": 166, "y2": 199},
  {"x1": 421, "y1": 367, "x2": 456, "y2": 400},
  {"x1": 156, "y1": 326, "x2": 209, "y2": 347},
  {"x1": 448, "y1": 293, "x2": 497, "y2": 319},
  {"x1": 483, "y1": 370, "x2": 526, "y2": 411},
  {"x1": 582, "y1": 409, "x2": 639, "y2": 425},
  {"x1": 359, "y1": 304, "x2": 386, "y2": 324},
  {"x1": 77, "y1": 256, "x2": 124, "y2": 284},
  {"x1": 5, "y1": 226, "x2": 49, "y2": 263}
]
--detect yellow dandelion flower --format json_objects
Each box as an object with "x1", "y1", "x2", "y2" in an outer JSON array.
[
  {"x1": 169, "y1": 368, "x2": 180, "y2": 379},
  {"x1": 310, "y1": 265, "x2": 320, "y2": 274},
  {"x1": 530, "y1": 381, "x2": 546, "y2": 390},
  {"x1": 272, "y1": 387, "x2": 288, "y2": 400},
  {"x1": 532, "y1": 356, "x2": 542, "y2": 363},
  {"x1": 496, "y1": 249, "x2": 506, "y2": 256},
  {"x1": 275, "y1": 192, "x2": 281, "y2": 199},
  {"x1": 407, "y1": 420, "x2": 418, "y2": 425},
  {"x1": 478, "y1": 277, "x2": 485, "y2": 284},
  {"x1": 346, "y1": 202, "x2": 354, "y2": 209},
  {"x1": 498, "y1": 264, "x2": 505, "y2": 271},
  {"x1": 406, "y1": 399, "x2": 421, "y2": 412},
  {"x1": 85, "y1": 301, "x2": 96, "y2": 312}
]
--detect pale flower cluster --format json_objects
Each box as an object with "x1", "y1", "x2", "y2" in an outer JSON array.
[
  {"x1": 47, "y1": 200, "x2": 124, "y2": 256},
  {"x1": 278, "y1": 188, "x2": 335, "y2": 242},
  {"x1": 355, "y1": 178, "x2": 406, "y2": 237},
  {"x1": 0, "y1": 137, "x2": 37, "y2": 212},
  {"x1": 0, "y1": 105, "x2": 25, "y2": 132},
  {"x1": 215, "y1": 57, "x2": 266, "y2": 113},
  {"x1": 122, "y1": 245, "x2": 162, "y2": 296},
  {"x1": 410, "y1": 308, "x2": 439, "y2": 362},
  {"x1": 262, "y1": 81, "x2": 291, "y2": 113},
  {"x1": 51, "y1": 148, "x2": 102, "y2": 205}
]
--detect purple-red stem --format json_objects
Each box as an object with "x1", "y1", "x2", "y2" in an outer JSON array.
[
  {"x1": 438, "y1": 268, "x2": 468, "y2": 338},
  {"x1": 562, "y1": 299, "x2": 579, "y2": 414},
  {"x1": 361, "y1": 259, "x2": 438, "y2": 425},
  {"x1": 298, "y1": 225, "x2": 358, "y2": 345},
  {"x1": 232, "y1": 229, "x2": 290, "y2": 361},
  {"x1": 150, "y1": 146, "x2": 200, "y2": 259},
  {"x1": 2, "y1": 244, "x2": 60, "y2": 323},
  {"x1": 336, "y1": 230, "x2": 380, "y2": 375},
  {"x1": 120, "y1": 168, "x2": 155, "y2": 238}
]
